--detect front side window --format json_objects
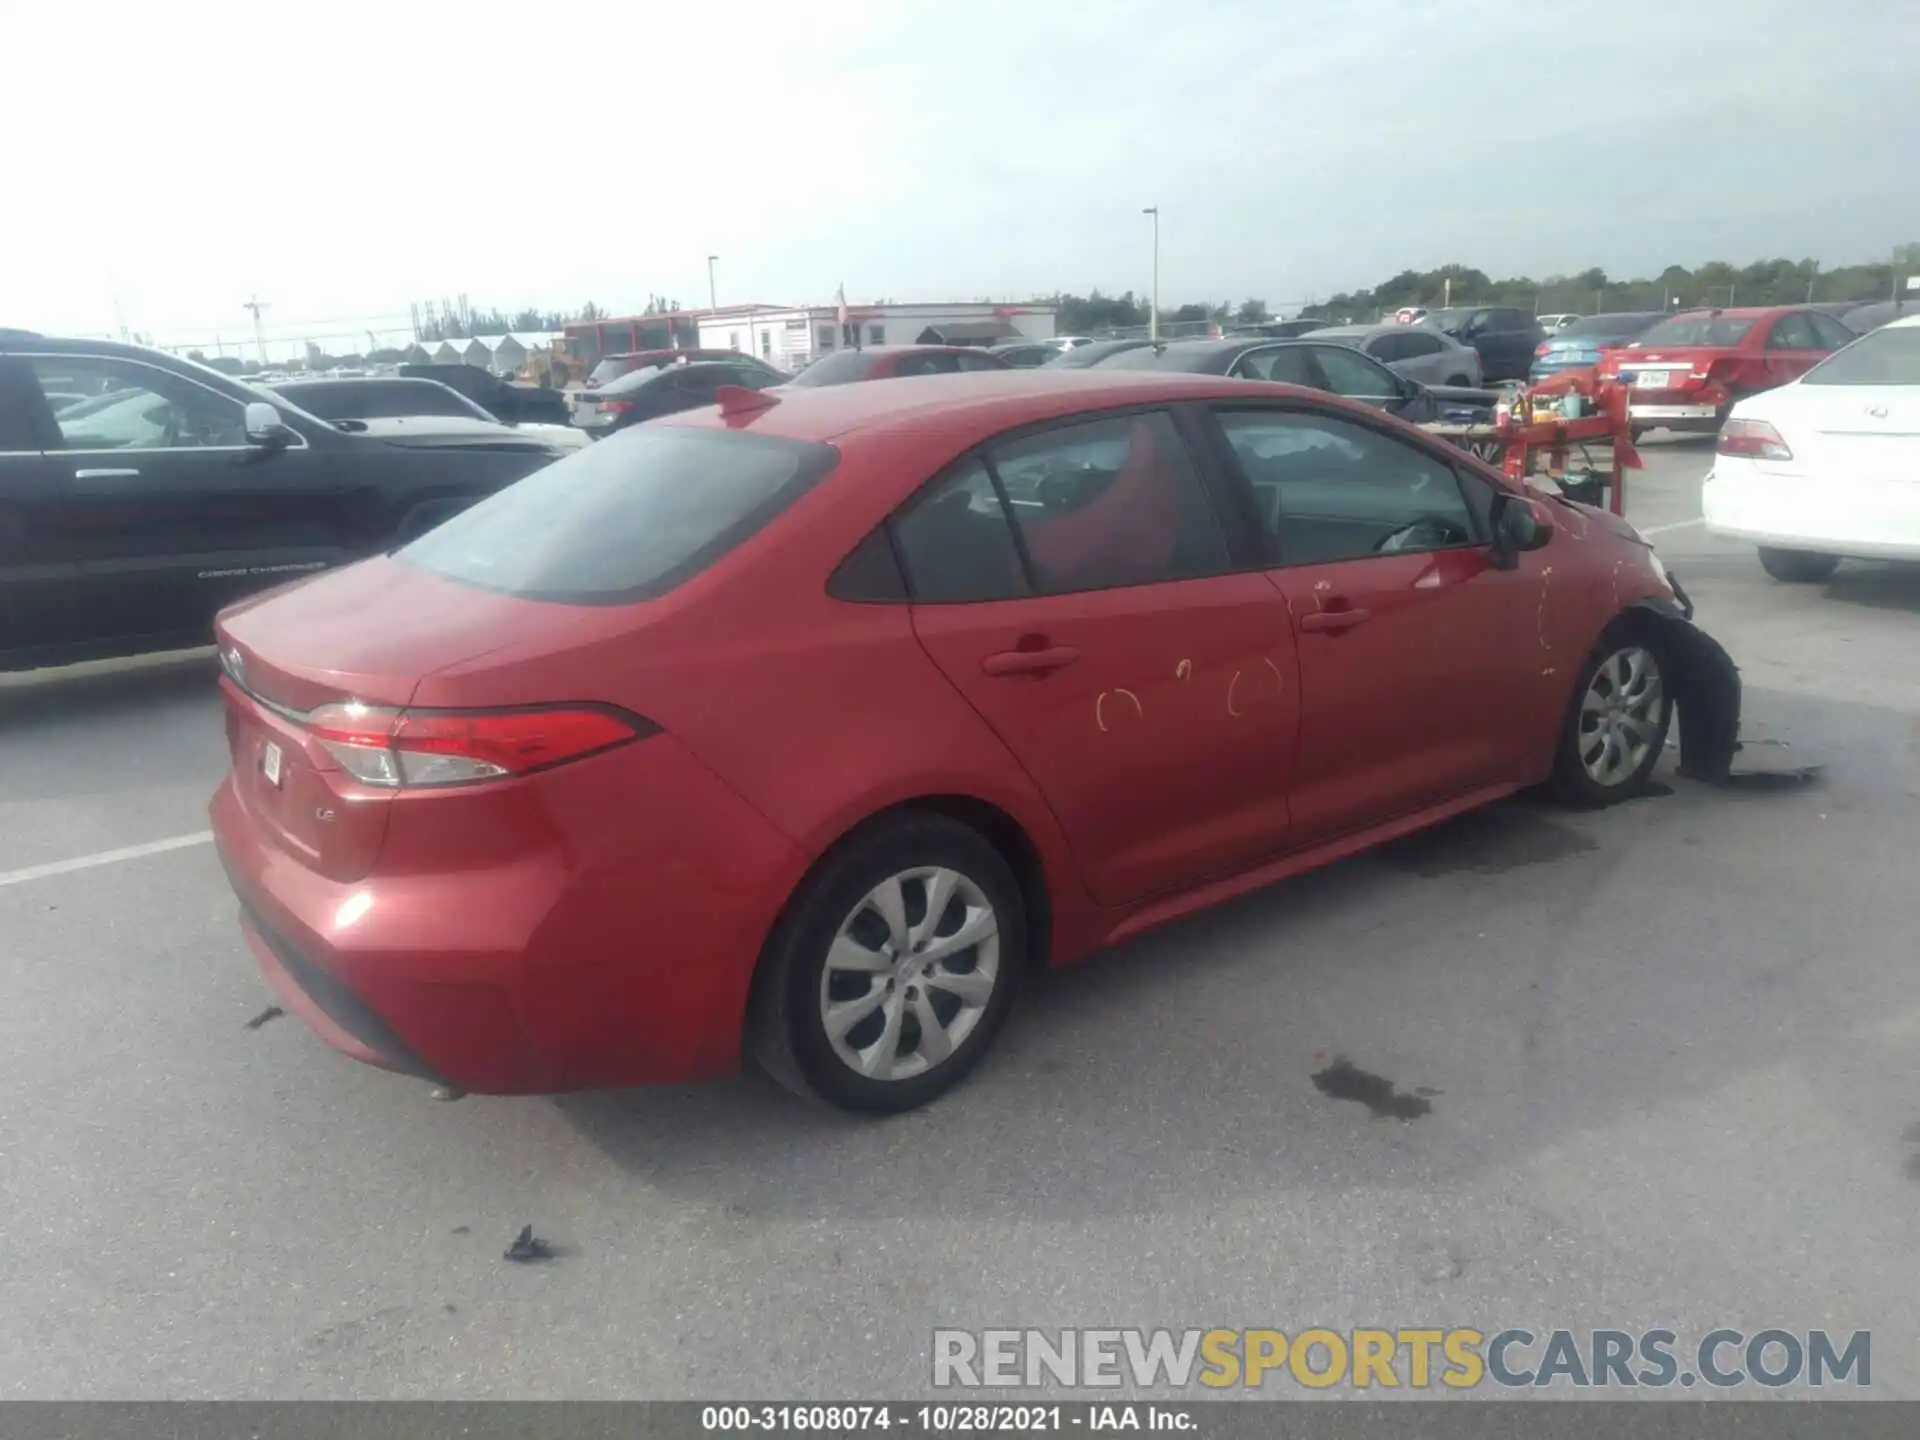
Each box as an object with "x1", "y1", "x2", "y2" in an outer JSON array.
[
  {"x1": 28, "y1": 357, "x2": 247, "y2": 449},
  {"x1": 1806, "y1": 313, "x2": 1857, "y2": 350},
  {"x1": 1235, "y1": 347, "x2": 1320, "y2": 385},
  {"x1": 987, "y1": 412, "x2": 1228, "y2": 594},
  {"x1": 399, "y1": 427, "x2": 837, "y2": 603},
  {"x1": 1766, "y1": 314, "x2": 1820, "y2": 350},
  {"x1": 1214, "y1": 409, "x2": 1477, "y2": 566}
]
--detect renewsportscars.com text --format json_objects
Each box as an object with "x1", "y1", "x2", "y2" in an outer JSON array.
[{"x1": 933, "y1": 1327, "x2": 1871, "y2": 1391}]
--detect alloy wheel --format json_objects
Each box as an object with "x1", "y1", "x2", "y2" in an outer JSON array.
[
  {"x1": 1577, "y1": 645, "x2": 1667, "y2": 788},
  {"x1": 818, "y1": 867, "x2": 1000, "y2": 1083}
]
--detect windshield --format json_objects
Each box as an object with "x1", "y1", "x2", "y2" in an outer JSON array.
[
  {"x1": 786, "y1": 350, "x2": 874, "y2": 387},
  {"x1": 1629, "y1": 314, "x2": 1758, "y2": 347},
  {"x1": 1800, "y1": 325, "x2": 1920, "y2": 386},
  {"x1": 1557, "y1": 314, "x2": 1658, "y2": 341},
  {"x1": 273, "y1": 381, "x2": 494, "y2": 422},
  {"x1": 399, "y1": 427, "x2": 837, "y2": 603}
]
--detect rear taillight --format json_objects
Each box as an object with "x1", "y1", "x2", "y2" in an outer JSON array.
[
  {"x1": 1717, "y1": 418, "x2": 1793, "y2": 462},
  {"x1": 600, "y1": 399, "x2": 634, "y2": 415},
  {"x1": 1535, "y1": 343, "x2": 1551, "y2": 356},
  {"x1": 305, "y1": 703, "x2": 651, "y2": 788}
]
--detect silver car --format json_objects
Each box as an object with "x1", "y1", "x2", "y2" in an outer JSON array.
[{"x1": 1305, "y1": 323, "x2": 1483, "y2": 388}]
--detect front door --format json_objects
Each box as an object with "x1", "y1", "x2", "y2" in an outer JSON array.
[
  {"x1": 21, "y1": 353, "x2": 348, "y2": 649},
  {"x1": 1206, "y1": 403, "x2": 1550, "y2": 844},
  {"x1": 892, "y1": 408, "x2": 1301, "y2": 909}
]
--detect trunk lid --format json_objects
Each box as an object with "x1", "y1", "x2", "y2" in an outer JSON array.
[
  {"x1": 1750, "y1": 383, "x2": 1920, "y2": 481},
  {"x1": 215, "y1": 556, "x2": 550, "y2": 881}
]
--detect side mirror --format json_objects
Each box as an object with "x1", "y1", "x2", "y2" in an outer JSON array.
[
  {"x1": 1491, "y1": 493, "x2": 1554, "y2": 567},
  {"x1": 244, "y1": 400, "x2": 295, "y2": 450}
]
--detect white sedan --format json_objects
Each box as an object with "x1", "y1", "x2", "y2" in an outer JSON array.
[{"x1": 1702, "y1": 314, "x2": 1920, "y2": 582}]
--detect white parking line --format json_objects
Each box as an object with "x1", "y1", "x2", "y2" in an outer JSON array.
[
  {"x1": 1642, "y1": 517, "x2": 1706, "y2": 537},
  {"x1": 0, "y1": 831, "x2": 214, "y2": 889}
]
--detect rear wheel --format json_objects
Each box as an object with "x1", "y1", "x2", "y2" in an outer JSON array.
[
  {"x1": 1552, "y1": 631, "x2": 1673, "y2": 806},
  {"x1": 1758, "y1": 547, "x2": 1840, "y2": 584},
  {"x1": 1446, "y1": 373, "x2": 1472, "y2": 386},
  {"x1": 749, "y1": 814, "x2": 1024, "y2": 1114}
]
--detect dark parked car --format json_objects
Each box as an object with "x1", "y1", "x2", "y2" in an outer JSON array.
[
  {"x1": 1528, "y1": 312, "x2": 1664, "y2": 382},
  {"x1": 1050, "y1": 338, "x2": 1161, "y2": 369},
  {"x1": 581, "y1": 359, "x2": 786, "y2": 436},
  {"x1": 1840, "y1": 300, "x2": 1915, "y2": 334},
  {"x1": 271, "y1": 376, "x2": 590, "y2": 452},
  {"x1": 571, "y1": 352, "x2": 783, "y2": 434},
  {"x1": 396, "y1": 362, "x2": 569, "y2": 426},
  {"x1": 787, "y1": 346, "x2": 1011, "y2": 388},
  {"x1": 1421, "y1": 306, "x2": 1547, "y2": 382},
  {"x1": 1, "y1": 333, "x2": 563, "y2": 672},
  {"x1": 987, "y1": 342, "x2": 1061, "y2": 368},
  {"x1": 1091, "y1": 337, "x2": 1496, "y2": 425}
]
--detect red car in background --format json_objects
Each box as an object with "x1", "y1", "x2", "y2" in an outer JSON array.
[
  {"x1": 209, "y1": 370, "x2": 1741, "y2": 1114},
  {"x1": 787, "y1": 344, "x2": 1012, "y2": 386},
  {"x1": 1597, "y1": 305, "x2": 1856, "y2": 438}
]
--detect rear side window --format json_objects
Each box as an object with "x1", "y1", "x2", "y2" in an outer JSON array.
[
  {"x1": 891, "y1": 459, "x2": 1030, "y2": 603},
  {"x1": 399, "y1": 427, "x2": 837, "y2": 604},
  {"x1": 988, "y1": 412, "x2": 1228, "y2": 594},
  {"x1": 787, "y1": 351, "x2": 874, "y2": 387},
  {"x1": 1631, "y1": 315, "x2": 1757, "y2": 347}
]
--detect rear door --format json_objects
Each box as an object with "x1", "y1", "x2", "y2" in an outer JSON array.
[
  {"x1": 21, "y1": 352, "x2": 352, "y2": 648},
  {"x1": 0, "y1": 358, "x2": 81, "y2": 661},
  {"x1": 896, "y1": 406, "x2": 1301, "y2": 909},
  {"x1": 1761, "y1": 312, "x2": 1828, "y2": 387},
  {"x1": 1208, "y1": 402, "x2": 1550, "y2": 844}
]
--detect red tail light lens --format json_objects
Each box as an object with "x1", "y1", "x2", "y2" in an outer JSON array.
[
  {"x1": 1535, "y1": 343, "x2": 1551, "y2": 356},
  {"x1": 1717, "y1": 418, "x2": 1793, "y2": 462},
  {"x1": 600, "y1": 399, "x2": 634, "y2": 415},
  {"x1": 305, "y1": 703, "x2": 651, "y2": 788}
]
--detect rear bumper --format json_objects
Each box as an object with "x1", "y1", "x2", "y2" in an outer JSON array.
[
  {"x1": 208, "y1": 733, "x2": 807, "y2": 1095},
  {"x1": 1703, "y1": 462, "x2": 1920, "y2": 559}
]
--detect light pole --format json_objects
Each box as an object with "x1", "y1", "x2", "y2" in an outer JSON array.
[
  {"x1": 1143, "y1": 206, "x2": 1159, "y2": 341},
  {"x1": 707, "y1": 255, "x2": 719, "y2": 312}
]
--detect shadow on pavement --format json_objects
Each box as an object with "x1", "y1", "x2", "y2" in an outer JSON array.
[
  {"x1": 553, "y1": 686, "x2": 1905, "y2": 1224},
  {"x1": 1820, "y1": 563, "x2": 1920, "y2": 614}
]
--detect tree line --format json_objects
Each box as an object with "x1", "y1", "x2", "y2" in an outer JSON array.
[{"x1": 1041, "y1": 245, "x2": 1920, "y2": 333}]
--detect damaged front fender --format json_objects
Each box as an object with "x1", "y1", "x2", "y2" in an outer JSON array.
[{"x1": 1626, "y1": 596, "x2": 1741, "y2": 782}]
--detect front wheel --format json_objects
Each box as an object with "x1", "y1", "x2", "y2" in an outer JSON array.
[
  {"x1": 1552, "y1": 634, "x2": 1673, "y2": 806},
  {"x1": 1446, "y1": 373, "x2": 1473, "y2": 386},
  {"x1": 749, "y1": 814, "x2": 1025, "y2": 1114},
  {"x1": 1758, "y1": 547, "x2": 1839, "y2": 584}
]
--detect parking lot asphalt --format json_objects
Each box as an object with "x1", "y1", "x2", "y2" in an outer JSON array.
[{"x1": 4, "y1": 434, "x2": 1918, "y2": 1400}]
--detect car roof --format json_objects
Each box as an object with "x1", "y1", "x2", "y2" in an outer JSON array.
[{"x1": 669, "y1": 368, "x2": 1321, "y2": 445}]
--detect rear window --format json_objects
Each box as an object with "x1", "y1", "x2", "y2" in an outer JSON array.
[
  {"x1": 1629, "y1": 315, "x2": 1758, "y2": 348},
  {"x1": 1558, "y1": 314, "x2": 1657, "y2": 341},
  {"x1": 588, "y1": 357, "x2": 664, "y2": 387},
  {"x1": 1800, "y1": 326, "x2": 1920, "y2": 386},
  {"x1": 398, "y1": 427, "x2": 838, "y2": 604},
  {"x1": 786, "y1": 351, "x2": 875, "y2": 387}
]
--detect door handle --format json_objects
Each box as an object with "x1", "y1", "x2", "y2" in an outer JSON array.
[
  {"x1": 1299, "y1": 607, "x2": 1372, "y2": 633},
  {"x1": 73, "y1": 468, "x2": 141, "y2": 480},
  {"x1": 981, "y1": 645, "x2": 1081, "y2": 676}
]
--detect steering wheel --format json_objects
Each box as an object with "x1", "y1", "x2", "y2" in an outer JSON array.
[{"x1": 1374, "y1": 516, "x2": 1470, "y2": 553}]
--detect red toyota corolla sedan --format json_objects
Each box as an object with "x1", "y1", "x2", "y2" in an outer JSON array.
[{"x1": 209, "y1": 370, "x2": 1741, "y2": 1113}]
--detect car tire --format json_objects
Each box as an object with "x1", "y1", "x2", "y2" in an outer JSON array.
[
  {"x1": 1757, "y1": 547, "x2": 1840, "y2": 584},
  {"x1": 749, "y1": 813, "x2": 1026, "y2": 1115},
  {"x1": 1446, "y1": 373, "x2": 1472, "y2": 386},
  {"x1": 1551, "y1": 627, "x2": 1674, "y2": 808}
]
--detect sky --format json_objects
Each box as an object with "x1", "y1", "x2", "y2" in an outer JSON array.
[{"x1": 5, "y1": 0, "x2": 1917, "y2": 351}]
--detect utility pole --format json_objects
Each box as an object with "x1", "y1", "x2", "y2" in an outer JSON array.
[
  {"x1": 707, "y1": 255, "x2": 719, "y2": 312},
  {"x1": 1142, "y1": 206, "x2": 1159, "y2": 340},
  {"x1": 243, "y1": 295, "x2": 270, "y2": 364}
]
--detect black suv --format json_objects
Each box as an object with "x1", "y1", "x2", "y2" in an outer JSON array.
[
  {"x1": 0, "y1": 332, "x2": 566, "y2": 673},
  {"x1": 1421, "y1": 306, "x2": 1546, "y2": 382}
]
